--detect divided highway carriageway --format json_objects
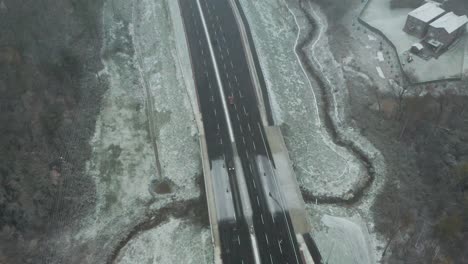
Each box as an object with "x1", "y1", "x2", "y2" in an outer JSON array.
[{"x1": 178, "y1": 0, "x2": 308, "y2": 263}]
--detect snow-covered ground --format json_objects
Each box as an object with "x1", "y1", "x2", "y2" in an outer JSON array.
[
  {"x1": 237, "y1": 0, "x2": 367, "y2": 201},
  {"x1": 236, "y1": 0, "x2": 388, "y2": 262},
  {"x1": 301, "y1": 1, "x2": 388, "y2": 262},
  {"x1": 44, "y1": 0, "x2": 205, "y2": 262},
  {"x1": 361, "y1": 0, "x2": 467, "y2": 82},
  {"x1": 130, "y1": 0, "x2": 201, "y2": 199},
  {"x1": 115, "y1": 218, "x2": 213, "y2": 264},
  {"x1": 310, "y1": 212, "x2": 375, "y2": 264}
]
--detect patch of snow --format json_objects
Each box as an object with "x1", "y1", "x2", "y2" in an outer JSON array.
[
  {"x1": 377, "y1": 51, "x2": 384, "y2": 62},
  {"x1": 130, "y1": 0, "x2": 201, "y2": 200},
  {"x1": 46, "y1": 0, "x2": 203, "y2": 262},
  {"x1": 237, "y1": 0, "x2": 365, "y2": 200},
  {"x1": 267, "y1": 87, "x2": 284, "y2": 125},
  {"x1": 314, "y1": 214, "x2": 375, "y2": 264},
  {"x1": 376, "y1": 66, "x2": 386, "y2": 79},
  {"x1": 116, "y1": 218, "x2": 213, "y2": 264},
  {"x1": 302, "y1": 1, "x2": 389, "y2": 261},
  {"x1": 342, "y1": 55, "x2": 354, "y2": 65},
  {"x1": 343, "y1": 65, "x2": 372, "y2": 83},
  {"x1": 236, "y1": 3, "x2": 389, "y2": 261}
]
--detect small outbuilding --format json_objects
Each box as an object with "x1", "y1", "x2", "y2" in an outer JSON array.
[
  {"x1": 403, "y1": 3, "x2": 446, "y2": 38},
  {"x1": 425, "y1": 12, "x2": 468, "y2": 52},
  {"x1": 411, "y1": 43, "x2": 424, "y2": 54}
]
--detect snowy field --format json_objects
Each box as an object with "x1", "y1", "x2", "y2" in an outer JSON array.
[
  {"x1": 237, "y1": 0, "x2": 367, "y2": 201},
  {"x1": 361, "y1": 0, "x2": 467, "y2": 82},
  {"x1": 45, "y1": 0, "x2": 205, "y2": 262},
  {"x1": 130, "y1": 0, "x2": 201, "y2": 199},
  {"x1": 115, "y1": 218, "x2": 213, "y2": 264},
  {"x1": 309, "y1": 211, "x2": 375, "y2": 264}
]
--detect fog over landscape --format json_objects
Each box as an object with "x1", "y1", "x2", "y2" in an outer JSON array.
[{"x1": 0, "y1": 0, "x2": 467, "y2": 263}]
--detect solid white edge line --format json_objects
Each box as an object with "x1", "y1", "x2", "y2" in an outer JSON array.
[
  {"x1": 197, "y1": 2, "x2": 261, "y2": 264},
  {"x1": 196, "y1": 0, "x2": 235, "y2": 143},
  {"x1": 257, "y1": 122, "x2": 300, "y2": 264}
]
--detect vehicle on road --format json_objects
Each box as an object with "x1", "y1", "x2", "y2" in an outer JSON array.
[{"x1": 228, "y1": 160, "x2": 235, "y2": 172}]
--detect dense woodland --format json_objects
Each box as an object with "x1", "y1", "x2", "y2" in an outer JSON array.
[{"x1": 0, "y1": 0, "x2": 105, "y2": 262}]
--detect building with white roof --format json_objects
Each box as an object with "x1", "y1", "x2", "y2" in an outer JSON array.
[
  {"x1": 429, "y1": 12, "x2": 468, "y2": 34},
  {"x1": 403, "y1": 2, "x2": 446, "y2": 38},
  {"x1": 426, "y1": 12, "x2": 468, "y2": 52}
]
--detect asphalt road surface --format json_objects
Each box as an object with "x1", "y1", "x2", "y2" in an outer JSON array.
[
  {"x1": 179, "y1": 1, "x2": 254, "y2": 263},
  {"x1": 179, "y1": 0, "x2": 303, "y2": 263}
]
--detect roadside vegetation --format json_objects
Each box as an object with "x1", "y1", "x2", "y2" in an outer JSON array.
[
  {"x1": 312, "y1": 0, "x2": 468, "y2": 262},
  {"x1": 370, "y1": 91, "x2": 468, "y2": 263}
]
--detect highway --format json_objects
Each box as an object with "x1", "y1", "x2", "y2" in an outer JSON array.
[
  {"x1": 179, "y1": 0, "x2": 303, "y2": 263},
  {"x1": 179, "y1": 1, "x2": 254, "y2": 263}
]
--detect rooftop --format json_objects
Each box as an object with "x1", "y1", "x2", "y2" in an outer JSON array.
[
  {"x1": 408, "y1": 3, "x2": 445, "y2": 23},
  {"x1": 430, "y1": 12, "x2": 468, "y2": 34}
]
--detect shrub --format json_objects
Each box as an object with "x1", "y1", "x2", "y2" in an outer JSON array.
[
  {"x1": 455, "y1": 162, "x2": 468, "y2": 191},
  {"x1": 40, "y1": 103, "x2": 64, "y2": 139},
  {"x1": 435, "y1": 214, "x2": 463, "y2": 240}
]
